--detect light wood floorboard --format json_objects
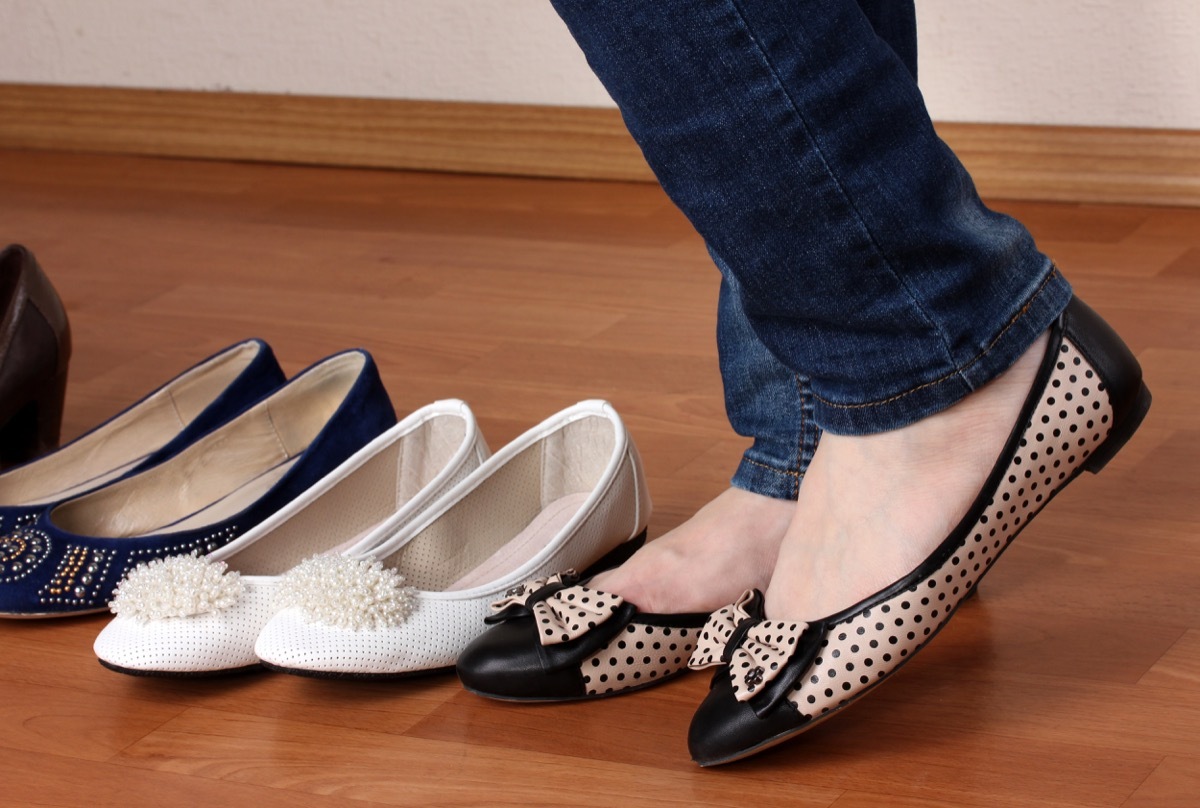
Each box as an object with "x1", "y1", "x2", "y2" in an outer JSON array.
[{"x1": 0, "y1": 148, "x2": 1196, "y2": 807}]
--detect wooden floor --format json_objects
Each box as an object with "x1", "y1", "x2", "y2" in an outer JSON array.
[{"x1": 0, "y1": 148, "x2": 1196, "y2": 807}]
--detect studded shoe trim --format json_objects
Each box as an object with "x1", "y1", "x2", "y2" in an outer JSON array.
[
  {"x1": 0, "y1": 525, "x2": 52, "y2": 583},
  {"x1": 0, "y1": 523, "x2": 241, "y2": 615},
  {"x1": 38, "y1": 544, "x2": 117, "y2": 608}
]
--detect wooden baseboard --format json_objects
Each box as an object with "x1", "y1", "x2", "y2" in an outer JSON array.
[{"x1": 1, "y1": 83, "x2": 1197, "y2": 206}]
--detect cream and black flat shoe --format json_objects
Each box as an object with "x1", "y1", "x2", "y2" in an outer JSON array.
[
  {"x1": 457, "y1": 569, "x2": 709, "y2": 701},
  {"x1": 687, "y1": 297, "x2": 1151, "y2": 766}
]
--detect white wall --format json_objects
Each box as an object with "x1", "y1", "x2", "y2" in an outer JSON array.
[{"x1": 1, "y1": 0, "x2": 1197, "y2": 129}]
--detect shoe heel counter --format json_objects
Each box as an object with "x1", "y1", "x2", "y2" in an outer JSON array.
[
  {"x1": 239, "y1": 341, "x2": 287, "y2": 400},
  {"x1": 341, "y1": 351, "x2": 400, "y2": 442},
  {"x1": 1062, "y1": 298, "x2": 1152, "y2": 472},
  {"x1": 471, "y1": 429, "x2": 492, "y2": 467},
  {"x1": 625, "y1": 432, "x2": 652, "y2": 535},
  {"x1": 143, "y1": 342, "x2": 288, "y2": 470}
]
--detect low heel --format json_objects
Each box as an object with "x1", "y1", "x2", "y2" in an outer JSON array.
[
  {"x1": 580, "y1": 528, "x2": 647, "y2": 579},
  {"x1": 0, "y1": 370, "x2": 68, "y2": 467},
  {"x1": 1083, "y1": 382, "x2": 1151, "y2": 474}
]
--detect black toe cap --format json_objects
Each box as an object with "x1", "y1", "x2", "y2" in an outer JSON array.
[
  {"x1": 687, "y1": 672, "x2": 809, "y2": 766},
  {"x1": 457, "y1": 619, "x2": 585, "y2": 701}
]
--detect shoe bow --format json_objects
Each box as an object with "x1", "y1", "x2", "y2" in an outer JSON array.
[
  {"x1": 488, "y1": 571, "x2": 571, "y2": 612},
  {"x1": 689, "y1": 589, "x2": 808, "y2": 702},
  {"x1": 489, "y1": 572, "x2": 625, "y2": 646}
]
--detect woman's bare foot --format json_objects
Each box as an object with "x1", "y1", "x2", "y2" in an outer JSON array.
[
  {"x1": 765, "y1": 332, "x2": 1050, "y2": 620},
  {"x1": 590, "y1": 486, "x2": 795, "y2": 613}
]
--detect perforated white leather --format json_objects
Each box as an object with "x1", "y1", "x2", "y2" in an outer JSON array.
[
  {"x1": 95, "y1": 578, "x2": 278, "y2": 672},
  {"x1": 254, "y1": 400, "x2": 651, "y2": 677},
  {"x1": 92, "y1": 400, "x2": 487, "y2": 674}
]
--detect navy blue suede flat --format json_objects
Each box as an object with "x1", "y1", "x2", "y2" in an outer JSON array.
[
  {"x1": 0, "y1": 349, "x2": 395, "y2": 617},
  {"x1": 0, "y1": 339, "x2": 285, "y2": 539}
]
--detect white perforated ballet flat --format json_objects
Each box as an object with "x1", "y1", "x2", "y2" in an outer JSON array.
[
  {"x1": 253, "y1": 399, "x2": 651, "y2": 679},
  {"x1": 93, "y1": 400, "x2": 488, "y2": 676}
]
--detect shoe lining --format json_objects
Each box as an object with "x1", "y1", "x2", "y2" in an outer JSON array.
[
  {"x1": 0, "y1": 342, "x2": 260, "y2": 506},
  {"x1": 447, "y1": 491, "x2": 589, "y2": 590},
  {"x1": 229, "y1": 413, "x2": 469, "y2": 575},
  {"x1": 34, "y1": 455, "x2": 148, "y2": 503},
  {"x1": 388, "y1": 414, "x2": 614, "y2": 591},
  {"x1": 46, "y1": 353, "x2": 364, "y2": 539},
  {"x1": 136, "y1": 456, "x2": 301, "y2": 536}
]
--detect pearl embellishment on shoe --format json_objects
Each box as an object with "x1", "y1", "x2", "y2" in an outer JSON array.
[
  {"x1": 276, "y1": 555, "x2": 415, "y2": 630},
  {"x1": 110, "y1": 554, "x2": 244, "y2": 621}
]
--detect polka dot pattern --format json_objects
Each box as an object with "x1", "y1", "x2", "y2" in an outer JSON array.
[
  {"x1": 729, "y1": 621, "x2": 807, "y2": 701},
  {"x1": 582, "y1": 623, "x2": 696, "y2": 696},
  {"x1": 785, "y1": 338, "x2": 1114, "y2": 719},
  {"x1": 689, "y1": 590, "x2": 757, "y2": 669},
  {"x1": 533, "y1": 585, "x2": 624, "y2": 646}
]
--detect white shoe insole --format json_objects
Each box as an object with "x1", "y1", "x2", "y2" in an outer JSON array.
[{"x1": 448, "y1": 492, "x2": 591, "y2": 591}]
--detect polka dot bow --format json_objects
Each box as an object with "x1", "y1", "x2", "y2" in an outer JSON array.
[
  {"x1": 531, "y1": 585, "x2": 625, "y2": 646},
  {"x1": 689, "y1": 590, "x2": 808, "y2": 702},
  {"x1": 489, "y1": 572, "x2": 626, "y2": 646}
]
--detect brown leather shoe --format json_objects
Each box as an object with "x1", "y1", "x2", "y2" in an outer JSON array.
[{"x1": 0, "y1": 245, "x2": 71, "y2": 467}]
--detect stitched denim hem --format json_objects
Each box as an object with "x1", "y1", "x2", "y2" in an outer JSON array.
[
  {"x1": 731, "y1": 452, "x2": 802, "y2": 500},
  {"x1": 813, "y1": 263, "x2": 1073, "y2": 435}
]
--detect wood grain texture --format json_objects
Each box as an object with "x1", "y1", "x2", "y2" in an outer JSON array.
[
  {"x1": 0, "y1": 148, "x2": 1197, "y2": 807},
  {"x1": 1139, "y1": 630, "x2": 1200, "y2": 688},
  {"x1": 1, "y1": 83, "x2": 1198, "y2": 206},
  {"x1": 0, "y1": 83, "x2": 649, "y2": 182},
  {"x1": 1123, "y1": 756, "x2": 1200, "y2": 808}
]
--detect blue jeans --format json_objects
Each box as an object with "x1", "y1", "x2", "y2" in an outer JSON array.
[{"x1": 548, "y1": 0, "x2": 1072, "y2": 497}]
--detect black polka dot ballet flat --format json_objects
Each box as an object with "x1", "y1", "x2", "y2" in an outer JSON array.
[
  {"x1": 456, "y1": 566, "x2": 710, "y2": 701},
  {"x1": 686, "y1": 296, "x2": 1152, "y2": 766}
]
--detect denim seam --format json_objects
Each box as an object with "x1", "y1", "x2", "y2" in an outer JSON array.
[
  {"x1": 792, "y1": 372, "x2": 806, "y2": 498},
  {"x1": 813, "y1": 264, "x2": 1061, "y2": 411},
  {"x1": 723, "y1": 0, "x2": 958, "y2": 373},
  {"x1": 742, "y1": 456, "x2": 803, "y2": 478}
]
